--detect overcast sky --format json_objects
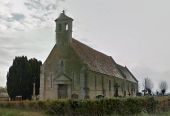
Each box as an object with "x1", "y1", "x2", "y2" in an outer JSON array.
[{"x1": 0, "y1": 0, "x2": 170, "y2": 92}]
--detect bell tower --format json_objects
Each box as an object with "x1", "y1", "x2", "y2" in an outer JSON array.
[{"x1": 55, "y1": 11, "x2": 73, "y2": 46}]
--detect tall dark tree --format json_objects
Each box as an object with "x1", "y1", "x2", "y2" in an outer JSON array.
[
  {"x1": 29, "y1": 58, "x2": 42, "y2": 98},
  {"x1": 7, "y1": 56, "x2": 42, "y2": 100},
  {"x1": 7, "y1": 56, "x2": 31, "y2": 100}
]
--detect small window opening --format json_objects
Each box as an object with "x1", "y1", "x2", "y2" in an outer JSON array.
[
  {"x1": 65, "y1": 24, "x2": 69, "y2": 30},
  {"x1": 58, "y1": 23, "x2": 62, "y2": 31},
  {"x1": 109, "y1": 80, "x2": 111, "y2": 91}
]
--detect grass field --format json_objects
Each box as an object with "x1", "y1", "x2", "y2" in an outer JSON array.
[
  {"x1": 0, "y1": 108, "x2": 170, "y2": 116},
  {"x1": 0, "y1": 107, "x2": 47, "y2": 116}
]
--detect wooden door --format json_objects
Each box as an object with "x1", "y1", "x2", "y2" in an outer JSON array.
[{"x1": 58, "y1": 84, "x2": 68, "y2": 99}]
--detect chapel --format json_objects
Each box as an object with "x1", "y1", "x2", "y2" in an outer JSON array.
[{"x1": 40, "y1": 11, "x2": 138, "y2": 100}]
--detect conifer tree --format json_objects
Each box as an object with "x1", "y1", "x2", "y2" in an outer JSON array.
[{"x1": 7, "y1": 56, "x2": 42, "y2": 100}]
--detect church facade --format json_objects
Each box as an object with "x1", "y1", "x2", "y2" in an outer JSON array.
[{"x1": 40, "y1": 11, "x2": 138, "y2": 100}]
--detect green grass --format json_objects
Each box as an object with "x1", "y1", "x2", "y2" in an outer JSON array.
[
  {"x1": 0, "y1": 107, "x2": 47, "y2": 116},
  {"x1": 136, "y1": 111, "x2": 170, "y2": 116},
  {"x1": 158, "y1": 111, "x2": 170, "y2": 116},
  {"x1": 0, "y1": 107, "x2": 170, "y2": 116}
]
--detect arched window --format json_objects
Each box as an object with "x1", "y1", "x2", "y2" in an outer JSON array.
[
  {"x1": 58, "y1": 23, "x2": 62, "y2": 31},
  {"x1": 65, "y1": 23, "x2": 69, "y2": 30}
]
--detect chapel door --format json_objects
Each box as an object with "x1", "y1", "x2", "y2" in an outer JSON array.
[{"x1": 58, "y1": 84, "x2": 68, "y2": 99}]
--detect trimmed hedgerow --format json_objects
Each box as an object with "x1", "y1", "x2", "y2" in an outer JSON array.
[
  {"x1": 46, "y1": 97, "x2": 154, "y2": 116},
  {"x1": 0, "y1": 97, "x2": 170, "y2": 116}
]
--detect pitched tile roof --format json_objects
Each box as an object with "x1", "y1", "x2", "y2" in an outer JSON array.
[
  {"x1": 116, "y1": 64, "x2": 138, "y2": 83},
  {"x1": 44, "y1": 38, "x2": 138, "y2": 82},
  {"x1": 71, "y1": 39, "x2": 124, "y2": 79}
]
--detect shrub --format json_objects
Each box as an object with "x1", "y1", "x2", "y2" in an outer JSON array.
[
  {"x1": 123, "y1": 98, "x2": 143, "y2": 115},
  {"x1": 143, "y1": 97, "x2": 158, "y2": 114},
  {"x1": 47, "y1": 100, "x2": 68, "y2": 115},
  {"x1": 1, "y1": 97, "x2": 170, "y2": 116}
]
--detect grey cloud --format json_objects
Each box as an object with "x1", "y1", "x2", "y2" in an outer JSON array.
[
  {"x1": 11, "y1": 13, "x2": 25, "y2": 21},
  {"x1": 24, "y1": 0, "x2": 58, "y2": 11},
  {"x1": 0, "y1": 14, "x2": 26, "y2": 32},
  {"x1": 24, "y1": 0, "x2": 42, "y2": 10},
  {"x1": 45, "y1": 4, "x2": 57, "y2": 10},
  {"x1": 0, "y1": 0, "x2": 61, "y2": 86},
  {"x1": 31, "y1": 15, "x2": 46, "y2": 21},
  {"x1": 0, "y1": 13, "x2": 25, "y2": 22},
  {"x1": 0, "y1": 0, "x2": 64, "y2": 32}
]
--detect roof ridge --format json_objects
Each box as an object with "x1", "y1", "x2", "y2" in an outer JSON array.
[
  {"x1": 72, "y1": 38, "x2": 111, "y2": 58},
  {"x1": 117, "y1": 64, "x2": 138, "y2": 83},
  {"x1": 71, "y1": 38, "x2": 124, "y2": 79},
  {"x1": 116, "y1": 63, "x2": 125, "y2": 68},
  {"x1": 116, "y1": 63, "x2": 127, "y2": 79},
  {"x1": 124, "y1": 66, "x2": 138, "y2": 82}
]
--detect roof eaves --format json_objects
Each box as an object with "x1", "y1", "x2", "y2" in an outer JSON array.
[
  {"x1": 88, "y1": 69, "x2": 124, "y2": 80},
  {"x1": 116, "y1": 64, "x2": 127, "y2": 79},
  {"x1": 125, "y1": 67, "x2": 138, "y2": 82}
]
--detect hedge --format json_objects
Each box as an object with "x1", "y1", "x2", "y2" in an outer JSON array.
[{"x1": 0, "y1": 97, "x2": 170, "y2": 116}]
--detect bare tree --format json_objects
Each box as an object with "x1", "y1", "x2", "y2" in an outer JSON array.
[
  {"x1": 143, "y1": 78, "x2": 153, "y2": 95},
  {"x1": 159, "y1": 81, "x2": 168, "y2": 95}
]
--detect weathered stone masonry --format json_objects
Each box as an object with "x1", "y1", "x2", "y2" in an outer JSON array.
[{"x1": 40, "y1": 11, "x2": 138, "y2": 100}]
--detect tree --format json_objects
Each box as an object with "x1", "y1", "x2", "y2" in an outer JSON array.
[
  {"x1": 7, "y1": 56, "x2": 42, "y2": 100},
  {"x1": 159, "y1": 81, "x2": 168, "y2": 95},
  {"x1": 143, "y1": 78, "x2": 153, "y2": 95},
  {"x1": 7, "y1": 56, "x2": 32, "y2": 100},
  {"x1": 29, "y1": 58, "x2": 42, "y2": 98}
]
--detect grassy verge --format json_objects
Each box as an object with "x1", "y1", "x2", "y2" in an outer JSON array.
[
  {"x1": 137, "y1": 111, "x2": 170, "y2": 116},
  {"x1": 0, "y1": 107, "x2": 170, "y2": 116},
  {"x1": 0, "y1": 107, "x2": 47, "y2": 116},
  {"x1": 159, "y1": 111, "x2": 170, "y2": 116}
]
